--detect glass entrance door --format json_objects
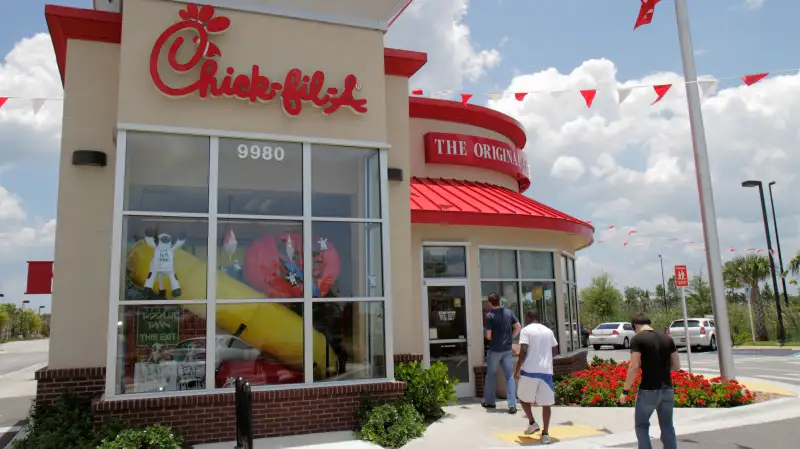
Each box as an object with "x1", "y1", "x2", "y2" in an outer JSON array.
[{"x1": 425, "y1": 283, "x2": 472, "y2": 397}]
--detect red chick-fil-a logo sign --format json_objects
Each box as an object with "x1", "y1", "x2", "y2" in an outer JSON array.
[{"x1": 149, "y1": 3, "x2": 368, "y2": 116}]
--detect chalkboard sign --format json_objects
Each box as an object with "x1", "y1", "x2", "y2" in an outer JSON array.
[{"x1": 136, "y1": 306, "x2": 181, "y2": 347}]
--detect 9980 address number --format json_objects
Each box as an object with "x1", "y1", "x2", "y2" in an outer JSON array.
[{"x1": 237, "y1": 144, "x2": 285, "y2": 161}]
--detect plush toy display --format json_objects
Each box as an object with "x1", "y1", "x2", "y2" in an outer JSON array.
[{"x1": 144, "y1": 233, "x2": 186, "y2": 298}]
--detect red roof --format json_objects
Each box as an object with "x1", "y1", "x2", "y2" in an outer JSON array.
[{"x1": 410, "y1": 178, "x2": 594, "y2": 242}]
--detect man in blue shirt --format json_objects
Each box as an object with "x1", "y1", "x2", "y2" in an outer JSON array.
[{"x1": 483, "y1": 292, "x2": 522, "y2": 413}]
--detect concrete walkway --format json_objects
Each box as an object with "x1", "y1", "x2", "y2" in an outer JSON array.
[{"x1": 196, "y1": 377, "x2": 800, "y2": 449}]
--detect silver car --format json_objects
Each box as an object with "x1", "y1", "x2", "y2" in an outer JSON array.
[
  {"x1": 667, "y1": 318, "x2": 718, "y2": 351},
  {"x1": 588, "y1": 322, "x2": 636, "y2": 350}
]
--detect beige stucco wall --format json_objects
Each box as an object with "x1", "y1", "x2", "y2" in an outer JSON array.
[
  {"x1": 409, "y1": 118, "x2": 520, "y2": 192},
  {"x1": 49, "y1": 40, "x2": 121, "y2": 369},
  {"x1": 117, "y1": 0, "x2": 387, "y2": 143},
  {"x1": 403, "y1": 225, "x2": 579, "y2": 371}
]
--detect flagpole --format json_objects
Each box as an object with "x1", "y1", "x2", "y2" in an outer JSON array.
[{"x1": 674, "y1": 0, "x2": 735, "y2": 380}]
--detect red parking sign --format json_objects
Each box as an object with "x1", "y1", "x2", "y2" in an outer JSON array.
[{"x1": 674, "y1": 265, "x2": 689, "y2": 287}]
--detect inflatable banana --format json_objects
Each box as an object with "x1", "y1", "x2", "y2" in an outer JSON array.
[{"x1": 126, "y1": 241, "x2": 338, "y2": 376}]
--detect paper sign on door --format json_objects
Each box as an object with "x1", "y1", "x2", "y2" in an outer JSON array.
[{"x1": 429, "y1": 328, "x2": 438, "y2": 340}]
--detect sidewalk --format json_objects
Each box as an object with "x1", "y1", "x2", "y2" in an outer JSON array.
[{"x1": 197, "y1": 376, "x2": 800, "y2": 449}]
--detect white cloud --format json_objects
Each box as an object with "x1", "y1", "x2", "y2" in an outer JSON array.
[
  {"x1": 743, "y1": 0, "x2": 765, "y2": 10},
  {"x1": 0, "y1": 33, "x2": 62, "y2": 165},
  {"x1": 385, "y1": 0, "x2": 501, "y2": 93},
  {"x1": 551, "y1": 156, "x2": 585, "y2": 181},
  {"x1": 488, "y1": 58, "x2": 800, "y2": 290},
  {"x1": 0, "y1": 33, "x2": 61, "y2": 307}
]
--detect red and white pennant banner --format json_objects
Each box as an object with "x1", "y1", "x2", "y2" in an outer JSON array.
[
  {"x1": 587, "y1": 221, "x2": 773, "y2": 255},
  {"x1": 0, "y1": 97, "x2": 57, "y2": 115},
  {"x1": 410, "y1": 70, "x2": 784, "y2": 106}
]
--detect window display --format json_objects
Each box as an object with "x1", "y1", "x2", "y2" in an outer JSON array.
[
  {"x1": 312, "y1": 301, "x2": 386, "y2": 381},
  {"x1": 113, "y1": 131, "x2": 387, "y2": 396}
]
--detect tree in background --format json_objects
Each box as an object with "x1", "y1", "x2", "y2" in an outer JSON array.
[
  {"x1": 722, "y1": 254, "x2": 771, "y2": 341},
  {"x1": 623, "y1": 286, "x2": 651, "y2": 314},
  {"x1": 0, "y1": 307, "x2": 8, "y2": 339},
  {"x1": 685, "y1": 275, "x2": 713, "y2": 317},
  {"x1": 0, "y1": 304, "x2": 44, "y2": 340},
  {"x1": 654, "y1": 276, "x2": 681, "y2": 309},
  {"x1": 580, "y1": 272, "x2": 623, "y2": 324}
]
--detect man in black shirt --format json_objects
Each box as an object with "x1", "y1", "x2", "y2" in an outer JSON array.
[
  {"x1": 482, "y1": 293, "x2": 521, "y2": 413},
  {"x1": 621, "y1": 315, "x2": 680, "y2": 449}
]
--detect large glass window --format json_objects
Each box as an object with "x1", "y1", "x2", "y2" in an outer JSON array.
[
  {"x1": 562, "y1": 254, "x2": 580, "y2": 351},
  {"x1": 114, "y1": 131, "x2": 387, "y2": 395},
  {"x1": 479, "y1": 250, "x2": 557, "y2": 344},
  {"x1": 422, "y1": 246, "x2": 466, "y2": 278}
]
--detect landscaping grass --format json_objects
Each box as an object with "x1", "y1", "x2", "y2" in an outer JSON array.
[{"x1": 735, "y1": 341, "x2": 800, "y2": 347}]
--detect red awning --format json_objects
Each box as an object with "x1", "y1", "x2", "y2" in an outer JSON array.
[{"x1": 410, "y1": 177, "x2": 594, "y2": 242}]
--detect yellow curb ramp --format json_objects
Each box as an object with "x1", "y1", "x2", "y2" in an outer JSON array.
[
  {"x1": 493, "y1": 424, "x2": 607, "y2": 446},
  {"x1": 738, "y1": 379, "x2": 797, "y2": 397}
]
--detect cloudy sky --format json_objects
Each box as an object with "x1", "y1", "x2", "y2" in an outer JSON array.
[{"x1": 1, "y1": 0, "x2": 799, "y2": 311}]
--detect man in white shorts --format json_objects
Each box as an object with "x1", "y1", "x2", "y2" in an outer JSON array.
[{"x1": 514, "y1": 310, "x2": 559, "y2": 444}]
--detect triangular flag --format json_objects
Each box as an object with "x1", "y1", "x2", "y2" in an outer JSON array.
[
  {"x1": 514, "y1": 92, "x2": 528, "y2": 101},
  {"x1": 742, "y1": 73, "x2": 768, "y2": 86},
  {"x1": 652, "y1": 84, "x2": 672, "y2": 104},
  {"x1": 580, "y1": 89, "x2": 597, "y2": 108},
  {"x1": 623, "y1": 242, "x2": 629, "y2": 247},
  {"x1": 608, "y1": 225, "x2": 615, "y2": 230},
  {"x1": 411, "y1": 89, "x2": 423, "y2": 96},
  {"x1": 634, "y1": 0, "x2": 661, "y2": 30},
  {"x1": 32, "y1": 98, "x2": 46, "y2": 115},
  {"x1": 757, "y1": 249, "x2": 763, "y2": 253},
  {"x1": 697, "y1": 79, "x2": 718, "y2": 97},
  {"x1": 0, "y1": 97, "x2": 7, "y2": 109},
  {"x1": 617, "y1": 87, "x2": 632, "y2": 104},
  {"x1": 628, "y1": 230, "x2": 637, "y2": 236},
  {"x1": 460, "y1": 93, "x2": 473, "y2": 106}
]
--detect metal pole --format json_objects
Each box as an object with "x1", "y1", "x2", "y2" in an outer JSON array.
[
  {"x1": 659, "y1": 255, "x2": 667, "y2": 309},
  {"x1": 753, "y1": 183, "x2": 786, "y2": 343},
  {"x1": 680, "y1": 286, "x2": 692, "y2": 373},
  {"x1": 674, "y1": 0, "x2": 735, "y2": 379},
  {"x1": 768, "y1": 182, "x2": 790, "y2": 307}
]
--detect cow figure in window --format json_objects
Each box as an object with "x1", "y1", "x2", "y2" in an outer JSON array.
[{"x1": 144, "y1": 232, "x2": 186, "y2": 298}]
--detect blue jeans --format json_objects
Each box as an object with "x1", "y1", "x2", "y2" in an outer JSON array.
[
  {"x1": 635, "y1": 388, "x2": 677, "y2": 449},
  {"x1": 484, "y1": 350, "x2": 516, "y2": 407}
]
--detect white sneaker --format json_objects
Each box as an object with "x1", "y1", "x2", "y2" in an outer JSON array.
[
  {"x1": 524, "y1": 422, "x2": 540, "y2": 435},
  {"x1": 541, "y1": 433, "x2": 552, "y2": 444}
]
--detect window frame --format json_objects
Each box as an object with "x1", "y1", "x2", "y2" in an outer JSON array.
[
  {"x1": 105, "y1": 125, "x2": 393, "y2": 399},
  {"x1": 561, "y1": 252, "x2": 579, "y2": 351},
  {"x1": 477, "y1": 246, "x2": 559, "y2": 336}
]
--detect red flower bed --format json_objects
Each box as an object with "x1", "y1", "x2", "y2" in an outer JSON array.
[{"x1": 555, "y1": 360, "x2": 756, "y2": 408}]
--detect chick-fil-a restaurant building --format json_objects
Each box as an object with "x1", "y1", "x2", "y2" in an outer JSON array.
[{"x1": 34, "y1": 0, "x2": 594, "y2": 444}]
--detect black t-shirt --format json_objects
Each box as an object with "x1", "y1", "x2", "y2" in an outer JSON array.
[{"x1": 630, "y1": 330, "x2": 676, "y2": 390}]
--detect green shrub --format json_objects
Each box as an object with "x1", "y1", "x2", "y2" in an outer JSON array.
[
  {"x1": 97, "y1": 424, "x2": 188, "y2": 449},
  {"x1": 13, "y1": 392, "x2": 123, "y2": 449},
  {"x1": 356, "y1": 391, "x2": 391, "y2": 427},
  {"x1": 394, "y1": 361, "x2": 457, "y2": 421},
  {"x1": 355, "y1": 403, "x2": 425, "y2": 448}
]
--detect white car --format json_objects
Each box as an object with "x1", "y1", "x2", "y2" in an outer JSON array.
[
  {"x1": 588, "y1": 322, "x2": 636, "y2": 350},
  {"x1": 667, "y1": 318, "x2": 718, "y2": 351}
]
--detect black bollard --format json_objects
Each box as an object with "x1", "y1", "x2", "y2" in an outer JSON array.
[{"x1": 235, "y1": 377, "x2": 254, "y2": 449}]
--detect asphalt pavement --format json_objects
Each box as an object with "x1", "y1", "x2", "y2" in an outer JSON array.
[
  {"x1": 0, "y1": 339, "x2": 48, "y2": 447},
  {"x1": 591, "y1": 348, "x2": 800, "y2": 386},
  {"x1": 612, "y1": 416, "x2": 800, "y2": 448}
]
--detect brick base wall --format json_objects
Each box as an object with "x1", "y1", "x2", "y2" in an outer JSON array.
[
  {"x1": 33, "y1": 355, "x2": 424, "y2": 446},
  {"x1": 35, "y1": 367, "x2": 106, "y2": 406},
  {"x1": 93, "y1": 381, "x2": 406, "y2": 446},
  {"x1": 474, "y1": 350, "x2": 589, "y2": 399}
]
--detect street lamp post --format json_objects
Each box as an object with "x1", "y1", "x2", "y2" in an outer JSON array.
[
  {"x1": 658, "y1": 255, "x2": 668, "y2": 309},
  {"x1": 742, "y1": 180, "x2": 786, "y2": 343},
  {"x1": 22, "y1": 300, "x2": 30, "y2": 309},
  {"x1": 38, "y1": 305, "x2": 45, "y2": 316},
  {"x1": 768, "y1": 181, "x2": 790, "y2": 307}
]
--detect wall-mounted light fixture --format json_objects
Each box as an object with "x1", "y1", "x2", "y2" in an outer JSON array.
[
  {"x1": 72, "y1": 150, "x2": 107, "y2": 167},
  {"x1": 387, "y1": 168, "x2": 403, "y2": 181}
]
